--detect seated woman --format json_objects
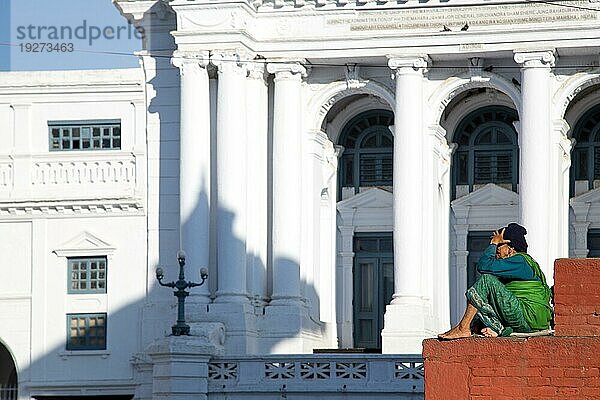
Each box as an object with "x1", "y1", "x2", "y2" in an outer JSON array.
[{"x1": 439, "y1": 223, "x2": 552, "y2": 339}]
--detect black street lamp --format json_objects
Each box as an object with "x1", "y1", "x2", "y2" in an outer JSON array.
[{"x1": 155, "y1": 251, "x2": 208, "y2": 336}]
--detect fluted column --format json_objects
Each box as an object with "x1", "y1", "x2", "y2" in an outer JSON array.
[
  {"x1": 213, "y1": 50, "x2": 249, "y2": 302},
  {"x1": 382, "y1": 55, "x2": 429, "y2": 354},
  {"x1": 172, "y1": 51, "x2": 211, "y2": 301},
  {"x1": 514, "y1": 50, "x2": 555, "y2": 282},
  {"x1": 266, "y1": 61, "x2": 307, "y2": 305}
]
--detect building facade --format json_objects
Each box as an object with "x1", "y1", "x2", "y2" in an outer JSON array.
[{"x1": 3, "y1": 0, "x2": 600, "y2": 398}]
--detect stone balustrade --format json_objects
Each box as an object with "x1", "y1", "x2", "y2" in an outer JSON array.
[
  {"x1": 207, "y1": 354, "x2": 424, "y2": 399},
  {"x1": 0, "y1": 152, "x2": 142, "y2": 202}
]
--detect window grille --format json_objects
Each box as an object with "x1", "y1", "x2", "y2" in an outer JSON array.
[
  {"x1": 571, "y1": 104, "x2": 600, "y2": 195},
  {"x1": 451, "y1": 106, "x2": 519, "y2": 199},
  {"x1": 68, "y1": 257, "x2": 107, "y2": 294},
  {"x1": 338, "y1": 110, "x2": 394, "y2": 195},
  {"x1": 49, "y1": 120, "x2": 121, "y2": 151},
  {"x1": 66, "y1": 313, "x2": 107, "y2": 350}
]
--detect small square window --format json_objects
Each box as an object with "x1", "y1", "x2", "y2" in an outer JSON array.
[
  {"x1": 68, "y1": 257, "x2": 107, "y2": 294},
  {"x1": 66, "y1": 313, "x2": 107, "y2": 350}
]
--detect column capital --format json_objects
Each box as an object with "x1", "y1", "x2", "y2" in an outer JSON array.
[
  {"x1": 387, "y1": 55, "x2": 429, "y2": 74},
  {"x1": 513, "y1": 50, "x2": 555, "y2": 68},
  {"x1": 266, "y1": 60, "x2": 307, "y2": 80},
  {"x1": 247, "y1": 62, "x2": 266, "y2": 80},
  {"x1": 171, "y1": 51, "x2": 209, "y2": 72},
  {"x1": 211, "y1": 49, "x2": 252, "y2": 74}
]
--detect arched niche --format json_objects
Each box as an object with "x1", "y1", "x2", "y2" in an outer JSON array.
[
  {"x1": 554, "y1": 70, "x2": 600, "y2": 122},
  {"x1": 428, "y1": 71, "x2": 521, "y2": 135},
  {"x1": 0, "y1": 340, "x2": 18, "y2": 397},
  {"x1": 306, "y1": 80, "x2": 395, "y2": 136}
]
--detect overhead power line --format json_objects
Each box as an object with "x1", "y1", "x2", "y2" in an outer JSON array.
[
  {"x1": 2, "y1": 0, "x2": 600, "y2": 70},
  {"x1": 2, "y1": 40, "x2": 600, "y2": 70}
]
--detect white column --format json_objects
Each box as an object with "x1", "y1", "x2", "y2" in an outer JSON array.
[
  {"x1": 266, "y1": 61, "x2": 306, "y2": 305},
  {"x1": 382, "y1": 56, "x2": 429, "y2": 354},
  {"x1": 246, "y1": 63, "x2": 269, "y2": 304},
  {"x1": 554, "y1": 119, "x2": 573, "y2": 261},
  {"x1": 514, "y1": 50, "x2": 555, "y2": 283},
  {"x1": 213, "y1": 51, "x2": 249, "y2": 302},
  {"x1": 172, "y1": 52, "x2": 211, "y2": 301}
]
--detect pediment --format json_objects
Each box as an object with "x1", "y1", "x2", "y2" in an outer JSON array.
[
  {"x1": 337, "y1": 187, "x2": 393, "y2": 210},
  {"x1": 570, "y1": 186, "x2": 600, "y2": 204},
  {"x1": 54, "y1": 231, "x2": 115, "y2": 257},
  {"x1": 451, "y1": 183, "x2": 518, "y2": 207}
]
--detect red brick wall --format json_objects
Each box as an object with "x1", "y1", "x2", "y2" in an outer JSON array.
[
  {"x1": 554, "y1": 258, "x2": 600, "y2": 336},
  {"x1": 423, "y1": 337, "x2": 600, "y2": 400},
  {"x1": 423, "y1": 258, "x2": 600, "y2": 400}
]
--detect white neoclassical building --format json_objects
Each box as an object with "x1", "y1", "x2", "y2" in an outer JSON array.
[{"x1": 4, "y1": 0, "x2": 600, "y2": 398}]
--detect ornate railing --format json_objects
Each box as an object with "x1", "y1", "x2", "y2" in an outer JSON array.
[
  {"x1": 208, "y1": 354, "x2": 424, "y2": 398},
  {"x1": 31, "y1": 153, "x2": 135, "y2": 185},
  {"x1": 0, "y1": 152, "x2": 141, "y2": 202}
]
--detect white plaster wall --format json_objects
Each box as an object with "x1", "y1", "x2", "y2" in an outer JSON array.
[{"x1": 0, "y1": 69, "x2": 147, "y2": 397}]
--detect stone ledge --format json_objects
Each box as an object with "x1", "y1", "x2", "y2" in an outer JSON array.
[{"x1": 423, "y1": 336, "x2": 600, "y2": 400}]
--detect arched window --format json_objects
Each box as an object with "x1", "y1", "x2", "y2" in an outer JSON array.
[
  {"x1": 452, "y1": 106, "x2": 519, "y2": 198},
  {"x1": 571, "y1": 104, "x2": 600, "y2": 195},
  {"x1": 338, "y1": 110, "x2": 394, "y2": 195}
]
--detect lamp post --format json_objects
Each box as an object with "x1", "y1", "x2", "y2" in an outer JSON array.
[{"x1": 156, "y1": 251, "x2": 208, "y2": 336}]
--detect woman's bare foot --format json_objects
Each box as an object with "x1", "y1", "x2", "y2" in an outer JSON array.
[
  {"x1": 481, "y1": 327, "x2": 498, "y2": 337},
  {"x1": 438, "y1": 326, "x2": 472, "y2": 340}
]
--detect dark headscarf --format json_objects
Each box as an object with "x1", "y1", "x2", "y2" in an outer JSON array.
[{"x1": 502, "y1": 223, "x2": 528, "y2": 253}]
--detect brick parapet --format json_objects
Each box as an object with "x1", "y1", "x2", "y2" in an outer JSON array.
[
  {"x1": 423, "y1": 259, "x2": 600, "y2": 399},
  {"x1": 554, "y1": 258, "x2": 600, "y2": 336}
]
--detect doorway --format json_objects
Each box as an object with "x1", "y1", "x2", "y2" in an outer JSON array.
[{"x1": 353, "y1": 233, "x2": 394, "y2": 350}]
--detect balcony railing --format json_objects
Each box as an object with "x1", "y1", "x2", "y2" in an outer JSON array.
[
  {"x1": 208, "y1": 354, "x2": 424, "y2": 398},
  {"x1": 0, "y1": 152, "x2": 142, "y2": 202}
]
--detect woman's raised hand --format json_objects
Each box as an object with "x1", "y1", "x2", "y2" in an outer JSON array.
[{"x1": 490, "y1": 228, "x2": 510, "y2": 245}]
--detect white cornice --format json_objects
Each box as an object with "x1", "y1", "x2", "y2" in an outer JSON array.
[
  {"x1": 171, "y1": 0, "x2": 558, "y2": 12},
  {"x1": 114, "y1": 0, "x2": 173, "y2": 22},
  {"x1": 0, "y1": 69, "x2": 144, "y2": 96},
  {"x1": 0, "y1": 199, "x2": 144, "y2": 220}
]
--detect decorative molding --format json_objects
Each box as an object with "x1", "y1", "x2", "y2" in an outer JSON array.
[
  {"x1": 246, "y1": 62, "x2": 266, "y2": 80},
  {"x1": 0, "y1": 199, "x2": 143, "y2": 219},
  {"x1": 307, "y1": 80, "x2": 395, "y2": 132},
  {"x1": 553, "y1": 72, "x2": 600, "y2": 120},
  {"x1": 387, "y1": 56, "x2": 429, "y2": 76},
  {"x1": 53, "y1": 231, "x2": 116, "y2": 257},
  {"x1": 344, "y1": 64, "x2": 362, "y2": 89},
  {"x1": 171, "y1": 51, "x2": 210, "y2": 73},
  {"x1": 31, "y1": 156, "x2": 136, "y2": 186},
  {"x1": 513, "y1": 50, "x2": 556, "y2": 68},
  {"x1": 113, "y1": 0, "x2": 172, "y2": 22},
  {"x1": 0, "y1": 159, "x2": 13, "y2": 188},
  {"x1": 266, "y1": 61, "x2": 307, "y2": 80},
  {"x1": 211, "y1": 50, "x2": 252, "y2": 75},
  {"x1": 451, "y1": 183, "x2": 518, "y2": 207},
  {"x1": 428, "y1": 71, "x2": 521, "y2": 127},
  {"x1": 337, "y1": 187, "x2": 393, "y2": 210}
]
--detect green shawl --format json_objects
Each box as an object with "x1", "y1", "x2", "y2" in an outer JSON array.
[{"x1": 504, "y1": 253, "x2": 552, "y2": 330}]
